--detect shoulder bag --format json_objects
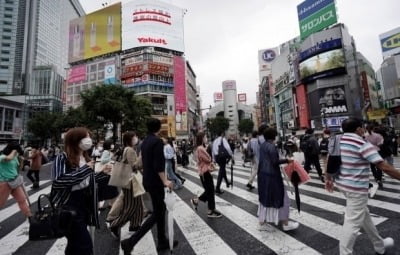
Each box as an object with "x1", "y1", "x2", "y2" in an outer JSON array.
[
  {"x1": 108, "y1": 148, "x2": 132, "y2": 189},
  {"x1": 131, "y1": 171, "x2": 145, "y2": 197}
]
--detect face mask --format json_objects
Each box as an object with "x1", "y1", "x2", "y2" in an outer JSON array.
[
  {"x1": 133, "y1": 137, "x2": 138, "y2": 146},
  {"x1": 203, "y1": 137, "x2": 208, "y2": 144},
  {"x1": 98, "y1": 146, "x2": 103, "y2": 152},
  {"x1": 79, "y1": 137, "x2": 93, "y2": 151},
  {"x1": 111, "y1": 145, "x2": 115, "y2": 150}
]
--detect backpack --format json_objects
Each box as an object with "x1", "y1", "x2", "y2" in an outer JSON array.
[
  {"x1": 217, "y1": 138, "x2": 230, "y2": 161},
  {"x1": 300, "y1": 136, "x2": 310, "y2": 152},
  {"x1": 379, "y1": 136, "x2": 393, "y2": 158},
  {"x1": 319, "y1": 138, "x2": 329, "y2": 154}
]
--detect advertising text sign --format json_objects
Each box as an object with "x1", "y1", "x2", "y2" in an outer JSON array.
[{"x1": 379, "y1": 27, "x2": 400, "y2": 58}]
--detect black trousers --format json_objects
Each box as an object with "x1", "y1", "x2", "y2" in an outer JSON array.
[
  {"x1": 304, "y1": 154, "x2": 323, "y2": 177},
  {"x1": 125, "y1": 186, "x2": 167, "y2": 246},
  {"x1": 199, "y1": 171, "x2": 215, "y2": 210},
  {"x1": 26, "y1": 170, "x2": 39, "y2": 184},
  {"x1": 65, "y1": 190, "x2": 93, "y2": 255},
  {"x1": 216, "y1": 157, "x2": 229, "y2": 191},
  {"x1": 370, "y1": 163, "x2": 383, "y2": 181}
]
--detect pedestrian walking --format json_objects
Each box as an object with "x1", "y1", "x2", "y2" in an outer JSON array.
[
  {"x1": 365, "y1": 124, "x2": 384, "y2": 190},
  {"x1": 107, "y1": 131, "x2": 144, "y2": 237},
  {"x1": 212, "y1": 131, "x2": 233, "y2": 194},
  {"x1": 50, "y1": 127, "x2": 99, "y2": 255},
  {"x1": 246, "y1": 131, "x2": 259, "y2": 190},
  {"x1": 163, "y1": 137, "x2": 182, "y2": 190},
  {"x1": 301, "y1": 128, "x2": 325, "y2": 183},
  {"x1": 26, "y1": 145, "x2": 42, "y2": 189},
  {"x1": 169, "y1": 138, "x2": 185, "y2": 184},
  {"x1": 257, "y1": 128, "x2": 299, "y2": 231},
  {"x1": 120, "y1": 118, "x2": 175, "y2": 254},
  {"x1": 190, "y1": 132, "x2": 222, "y2": 218},
  {"x1": 0, "y1": 142, "x2": 31, "y2": 218},
  {"x1": 331, "y1": 118, "x2": 400, "y2": 255}
]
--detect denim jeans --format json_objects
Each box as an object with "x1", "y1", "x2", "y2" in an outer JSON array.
[{"x1": 166, "y1": 159, "x2": 182, "y2": 189}]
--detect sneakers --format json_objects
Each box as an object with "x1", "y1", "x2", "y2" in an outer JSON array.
[
  {"x1": 207, "y1": 210, "x2": 222, "y2": 218},
  {"x1": 246, "y1": 183, "x2": 255, "y2": 190},
  {"x1": 376, "y1": 237, "x2": 394, "y2": 254},
  {"x1": 190, "y1": 198, "x2": 198, "y2": 211},
  {"x1": 282, "y1": 221, "x2": 299, "y2": 231},
  {"x1": 369, "y1": 183, "x2": 379, "y2": 198}
]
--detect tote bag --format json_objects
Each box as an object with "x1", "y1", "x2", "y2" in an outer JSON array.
[{"x1": 108, "y1": 148, "x2": 132, "y2": 189}]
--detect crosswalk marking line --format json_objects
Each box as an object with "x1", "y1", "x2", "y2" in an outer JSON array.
[
  {"x1": 45, "y1": 238, "x2": 67, "y2": 255},
  {"x1": 0, "y1": 185, "x2": 52, "y2": 223},
  {"x1": 182, "y1": 178, "x2": 321, "y2": 255},
  {"x1": 0, "y1": 220, "x2": 29, "y2": 255},
  {"x1": 184, "y1": 169, "x2": 385, "y2": 240},
  {"x1": 119, "y1": 224, "x2": 157, "y2": 255},
  {"x1": 181, "y1": 167, "x2": 387, "y2": 227}
]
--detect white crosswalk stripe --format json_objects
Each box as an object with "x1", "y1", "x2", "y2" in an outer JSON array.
[{"x1": 1, "y1": 157, "x2": 400, "y2": 255}]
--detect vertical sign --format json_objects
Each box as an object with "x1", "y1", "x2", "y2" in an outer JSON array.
[
  {"x1": 296, "y1": 84, "x2": 310, "y2": 128},
  {"x1": 173, "y1": 56, "x2": 187, "y2": 131}
]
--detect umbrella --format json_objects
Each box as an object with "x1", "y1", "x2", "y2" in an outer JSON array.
[
  {"x1": 164, "y1": 188, "x2": 176, "y2": 253},
  {"x1": 291, "y1": 171, "x2": 301, "y2": 213}
]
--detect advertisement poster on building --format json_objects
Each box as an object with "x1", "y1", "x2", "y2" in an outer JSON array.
[
  {"x1": 379, "y1": 27, "x2": 400, "y2": 58},
  {"x1": 68, "y1": 17, "x2": 85, "y2": 63},
  {"x1": 104, "y1": 64, "x2": 116, "y2": 84},
  {"x1": 122, "y1": 0, "x2": 185, "y2": 52},
  {"x1": 238, "y1": 93, "x2": 247, "y2": 103},
  {"x1": 297, "y1": 0, "x2": 338, "y2": 40},
  {"x1": 319, "y1": 86, "x2": 348, "y2": 114},
  {"x1": 214, "y1": 92, "x2": 223, "y2": 102},
  {"x1": 173, "y1": 56, "x2": 187, "y2": 131},
  {"x1": 299, "y1": 48, "x2": 346, "y2": 82},
  {"x1": 68, "y1": 65, "x2": 87, "y2": 83},
  {"x1": 258, "y1": 48, "x2": 279, "y2": 70},
  {"x1": 296, "y1": 84, "x2": 310, "y2": 128}
]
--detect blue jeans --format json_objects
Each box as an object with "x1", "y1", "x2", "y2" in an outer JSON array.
[{"x1": 166, "y1": 160, "x2": 182, "y2": 189}]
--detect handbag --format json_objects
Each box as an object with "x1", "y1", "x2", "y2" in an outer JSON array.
[
  {"x1": 29, "y1": 194, "x2": 76, "y2": 241},
  {"x1": 108, "y1": 148, "x2": 132, "y2": 189},
  {"x1": 7, "y1": 175, "x2": 24, "y2": 189},
  {"x1": 131, "y1": 171, "x2": 145, "y2": 197},
  {"x1": 208, "y1": 163, "x2": 216, "y2": 172}
]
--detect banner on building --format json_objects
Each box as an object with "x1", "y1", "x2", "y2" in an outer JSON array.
[
  {"x1": 296, "y1": 84, "x2": 310, "y2": 128},
  {"x1": 122, "y1": 0, "x2": 184, "y2": 52},
  {"x1": 319, "y1": 86, "x2": 348, "y2": 114},
  {"x1": 173, "y1": 56, "x2": 187, "y2": 131},
  {"x1": 214, "y1": 92, "x2": 223, "y2": 102},
  {"x1": 104, "y1": 64, "x2": 116, "y2": 84},
  {"x1": 367, "y1": 109, "x2": 388, "y2": 120},
  {"x1": 68, "y1": 65, "x2": 87, "y2": 83},
  {"x1": 379, "y1": 27, "x2": 400, "y2": 58},
  {"x1": 238, "y1": 93, "x2": 247, "y2": 103},
  {"x1": 297, "y1": 0, "x2": 337, "y2": 40}
]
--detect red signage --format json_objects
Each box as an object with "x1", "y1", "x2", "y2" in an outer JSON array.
[
  {"x1": 238, "y1": 93, "x2": 247, "y2": 102},
  {"x1": 296, "y1": 84, "x2": 310, "y2": 129},
  {"x1": 214, "y1": 92, "x2": 223, "y2": 101}
]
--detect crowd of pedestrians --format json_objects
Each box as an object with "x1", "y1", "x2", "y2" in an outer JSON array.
[{"x1": 2, "y1": 116, "x2": 400, "y2": 255}]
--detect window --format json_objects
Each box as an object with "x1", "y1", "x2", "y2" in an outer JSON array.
[
  {"x1": 4, "y1": 108, "x2": 14, "y2": 132},
  {"x1": 3, "y1": 28, "x2": 12, "y2": 33},
  {"x1": 2, "y1": 43, "x2": 10, "y2": 47},
  {"x1": 2, "y1": 36, "x2": 11, "y2": 40},
  {"x1": 3, "y1": 21, "x2": 12, "y2": 25},
  {"x1": 5, "y1": 0, "x2": 14, "y2": 4},
  {"x1": 5, "y1": 7, "x2": 13, "y2": 11},
  {"x1": 0, "y1": 80, "x2": 7, "y2": 84},
  {"x1": 4, "y1": 14, "x2": 12, "y2": 18},
  {"x1": 0, "y1": 66, "x2": 9, "y2": 69},
  {"x1": 1, "y1": 50, "x2": 10, "y2": 54},
  {"x1": 15, "y1": 111, "x2": 20, "y2": 118},
  {"x1": 1, "y1": 58, "x2": 9, "y2": 62}
]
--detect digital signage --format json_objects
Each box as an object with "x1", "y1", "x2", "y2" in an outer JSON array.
[
  {"x1": 68, "y1": 3, "x2": 121, "y2": 63},
  {"x1": 319, "y1": 86, "x2": 348, "y2": 114},
  {"x1": 299, "y1": 48, "x2": 346, "y2": 83},
  {"x1": 297, "y1": 0, "x2": 337, "y2": 40},
  {"x1": 122, "y1": 0, "x2": 185, "y2": 52}
]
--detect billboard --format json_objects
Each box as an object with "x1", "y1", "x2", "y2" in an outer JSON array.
[
  {"x1": 238, "y1": 93, "x2": 247, "y2": 103},
  {"x1": 379, "y1": 27, "x2": 400, "y2": 58},
  {"x1": 68, "y1": 65, "x2": 87, "y2": 83},
  {"x1": 258, "y1": 48, "x2": 279, "y2": 69},
  {"x1": 122, "y1": 0, "x2": 184, "y2": 52},
  {"x1": 319, "y1": 86, "x2": 348, "y2": 114},
  {"x1": 297, "y1": 0, "x2": 337, "y2": 40},
  {"x1": 173, "y1": 56, "x2": 187, "y2": 132},
  {"x1": 214, "y1": 92, "x2": 223, "y2": 102},
  {"x1": 296, "y1": 84, "x2": 310, "y2": 128},
  {"x1": 68, "y1": 3, "x2": 121, "y2": 63},
  {"x1": 299, "y1": 48, "x2": 346, "y2": 82},
  {"x1": 104, "y1": 64, "x2": 116, "y2": 84}
]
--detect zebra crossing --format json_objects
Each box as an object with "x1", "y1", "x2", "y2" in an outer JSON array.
[{"x1": 1, "y1": 158, "x2": 400, "y2": 255}]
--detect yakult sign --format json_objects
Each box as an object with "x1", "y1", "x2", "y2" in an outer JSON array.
[
  {"x1": 122, "y1": 0, "x2": 185, "y2": 52},
  {"x1": 297, "y1": 0, "x2": 337, "y2": 40}
]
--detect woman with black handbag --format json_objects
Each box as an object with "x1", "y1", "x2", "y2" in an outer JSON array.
[
  {"x1": 0, "y1": 142, "x2": 31, "y2": 218},
  {"x1": 50, "y1": 127, "x2": 99, "y2": 255}
]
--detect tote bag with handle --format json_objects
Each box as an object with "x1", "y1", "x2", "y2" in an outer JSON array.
[{"x1": 108, "y1": 148, "x2": 132, "y2": 189}]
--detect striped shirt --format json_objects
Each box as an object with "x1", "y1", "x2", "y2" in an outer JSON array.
[{"x1": 335, "y1": 133, "x2": 383, "y2": 193}]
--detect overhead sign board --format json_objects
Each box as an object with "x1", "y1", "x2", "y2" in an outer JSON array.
[
  {"x1": 297, "y1": 0, "x2": 338, "y2": 40},
  {"x1": 379, "y1": 27, "x2": 400, "y2": 58}
]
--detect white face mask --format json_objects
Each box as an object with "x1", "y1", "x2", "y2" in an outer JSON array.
[
  {"x1": 203, "y1": 137, "x2": 208, "y2": 144},
  {"x1": 132, "y1": 137, "x2": 138, "y2": 146},
  {"x1": 111, "y1": 144, "x2": 115, "y2": 150},
  {"x1": 79, "y1": 137, "x2": 93, "y2": 151}
]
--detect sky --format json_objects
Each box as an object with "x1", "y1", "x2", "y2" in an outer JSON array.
[{"x1": 79, "y1": 0, "x2": 400, "y2": 110}]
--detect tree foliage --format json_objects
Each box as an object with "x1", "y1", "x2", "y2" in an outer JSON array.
[
  {"x1": 206, "y1": 116, "x2": 230, "y2": 139},
  {"x1": 27, "y1": 112, "x2": 63, "y2": 145},
  {"x1": 238, "y1": 119, "x2": 254, "y2": 136}
]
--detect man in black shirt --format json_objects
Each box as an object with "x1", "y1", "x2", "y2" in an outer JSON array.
[{"x1": 121, "y1": 118, "x2": 175, "y2": 254}]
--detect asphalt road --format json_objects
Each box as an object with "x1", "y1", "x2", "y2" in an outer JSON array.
[{"x1": 1, "y1": 153, "x2": 400, "y2": 255}]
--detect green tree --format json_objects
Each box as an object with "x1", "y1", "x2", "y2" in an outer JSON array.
[
  {"x1": 238, "y1": 118, "x2": 254, "y2": 136},
  {"x1": 206, "y1": 116, "x2": 230, "y2": 139},
  {"x1": 122, "y1": 95, "x2": 152, "y2": 138},
  {"x1": 27, "y1": 112, "x2": 63, "y2": 145}
]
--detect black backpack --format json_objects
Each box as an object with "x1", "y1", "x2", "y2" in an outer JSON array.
[
  {"x1": 217, "y1": 138, "x2": 230, "y2": 160},
  {"x1": 300, "y1": 136, "x2": 310, "y2": 152},
  {"x1": 319, "y1": 138, "x2": 329, "y2": 154}
]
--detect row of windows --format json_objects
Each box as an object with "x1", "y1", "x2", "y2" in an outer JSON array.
[
  {"x1": 0, "y1": 107, "x2": 16, "y2": 132},
  {"x1": 4, "y1": 14, "x2": 12, "y2": 19},
  {"x1": 3, "y1": 21, "x2": 12, "y2": 25}
]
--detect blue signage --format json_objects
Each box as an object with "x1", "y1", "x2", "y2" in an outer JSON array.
[
  {"x1": 262, "y1": 49, "x2": 276, "y2": 62},
  {"x1": 297, "y1": 0, "x2": 334, "y2": 21},
  {"x1": 300, "y1": 38, "x2": 342, "y2": 61}
]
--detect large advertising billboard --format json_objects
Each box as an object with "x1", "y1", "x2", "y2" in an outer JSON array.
[
  {"x1": 174, "y1": 56, "x2": 187, "y2": 132},
  {"x1": 297, "y1": 0, "x2": 337, "y2": 40},
  {"x1": 122, "y1": 0, "x2": 184, "y2": 52},
  {"x1": 68, "y1": 65, "x2": 87, "y2": 83},
  {"x1": 68, "y1": 3, "x2": 121, "y2": 63},
  {"x1": 299, "y1": 48, "x2": 346, "y2": 82},
  {"x1": 379, "y1": 27, "x2": 400, "y2": 58},
  {"x1": 319, "y1": 86, "x2": 348, "y2": 114}
]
